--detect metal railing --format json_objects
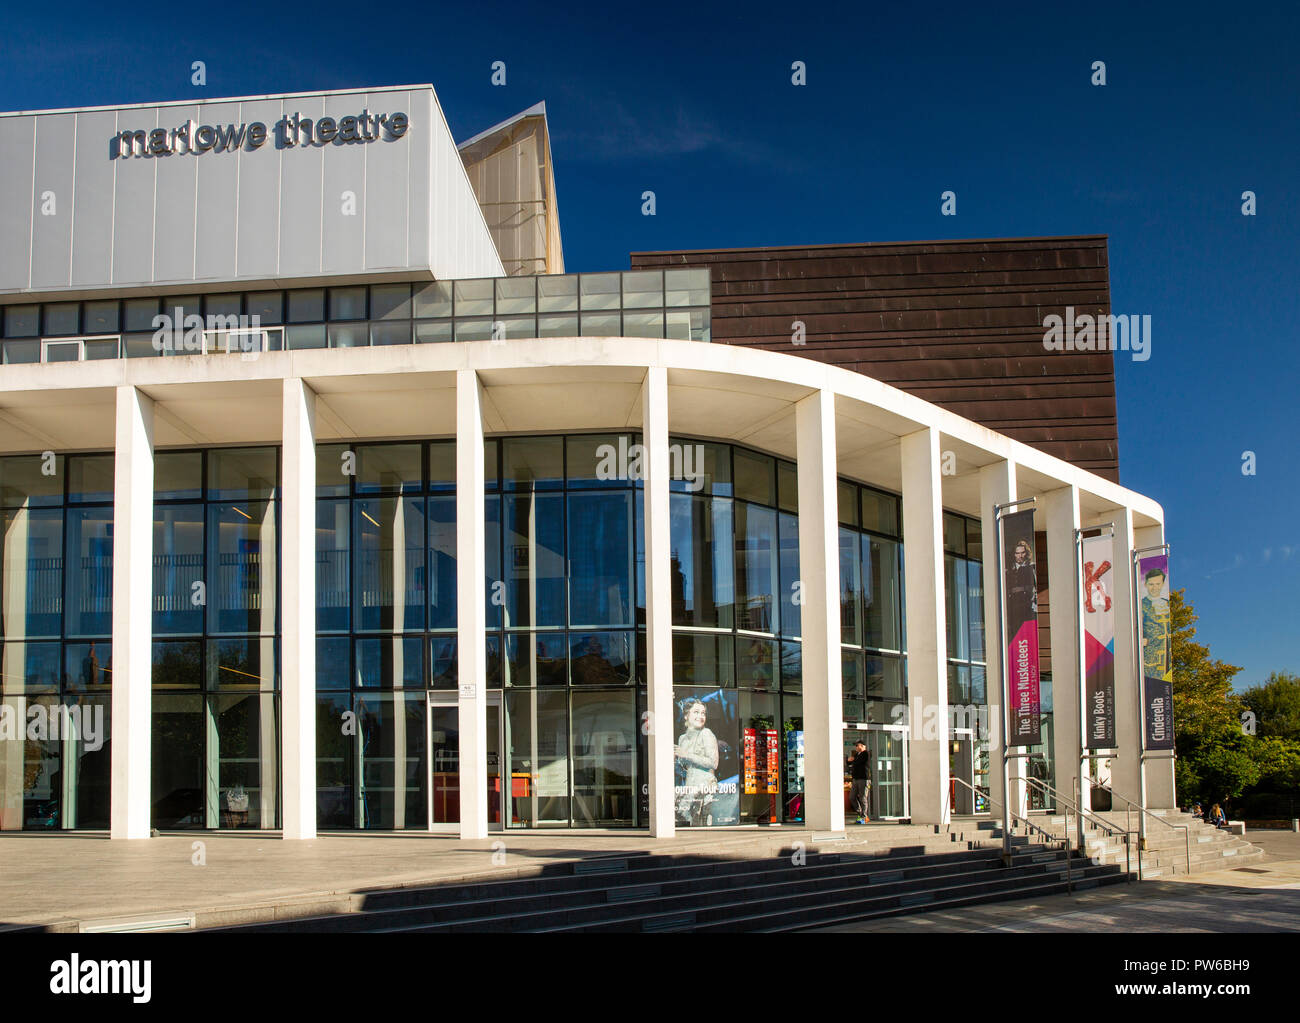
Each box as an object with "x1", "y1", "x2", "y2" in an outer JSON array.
[
  {"x1": 1093, "y1": 780, "x2": 1192, "y2": 878},
  {"x1": 944, "y1": 776, "x2": 1074, "y2": 893},
  {"x1": 1025, "y1": 776, "x2": 1135, "y2": 881}
]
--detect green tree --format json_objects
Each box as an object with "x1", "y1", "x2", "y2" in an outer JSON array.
[
  {"x1": 1240, "y1": 671, "x2": 1300, "y2": 742},
  {"x1": 1170, "y1": 589, "x2": 1244, "y2": 746}
]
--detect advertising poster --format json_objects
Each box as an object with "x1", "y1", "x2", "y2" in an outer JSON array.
[
  {"x1": 1138, "y1": 552, "x2": 1175, "y2": 751},
  {"x1": 1081, "y1": 533, "x2": 1117, "y2": 749},
  {"x1": 673, "y1": 689, "x2": 739, "y2": 826},
  {"x1": 1000, "y1": 509, "x2": 1041, "y2": 746},
  {"x1": 764, "y1": 729, "x2": 779, "y2": 794},
  {"x1": 743, "y1": 728, "x2": 781, "y2": 795}
]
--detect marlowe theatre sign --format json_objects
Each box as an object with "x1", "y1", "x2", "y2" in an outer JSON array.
[{"x1": 112, "y1": 109, "x2": 408, "y2": 159}]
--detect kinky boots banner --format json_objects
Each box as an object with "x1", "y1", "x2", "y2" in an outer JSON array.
[
  {"x1": 1001, "y1": 510, "x2": 1041, "y2": 746},
  {"x1": 1138, "y1": 552, "x2": 1175, "y2": 751},
  {"x1": 1081, "y1": 534, "x2": 1117, "y2": 749}
]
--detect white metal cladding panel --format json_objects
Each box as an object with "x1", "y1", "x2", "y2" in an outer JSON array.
[
  {"x1": 31, "y1": 113, "x2": 76, "y2": 289},
  {"x1": 320, "y1": 94, "x2": 368, "y2": 274},
  {"x1": 152, "y1": 104, "x2": 199, "y2": 284},
  {"x1": 110, "y1": 108, "x2": 157, "y2": 287},
  {"x1": 364, "y1": 89, "x2": 409, "y2": 270},
  {"x1": 0, "y1": 116, "x2": 35, "y2": 289},
  {"x1": 406, "y1": 90, "x2": 432, "y2": 273},
  {"x1": 236, "y1": 98, "x2": 283, "y2": 280},
  {"x1": 277, "y1": 94, "x2": 325, "y2": 279},
  {"x1": 428, "y1": 96, "x2": 504, "y2": 280},
  {"x1": 71, "y1": 110, "x2": 117, "y2": 288},
  {"x1": 0, "y1": 85, "x2": 500, "y2": 294},
  {"x1": 193, "y1": 101, "x2": 241, "y2": 281}
]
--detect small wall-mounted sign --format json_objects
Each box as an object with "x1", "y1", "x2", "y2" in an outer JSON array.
[{"x1": 459, "y1": 683, "x2": 476, "y2": 699}]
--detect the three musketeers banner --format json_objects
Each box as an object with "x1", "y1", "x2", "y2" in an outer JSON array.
[{"x1": 1000, "y1": 510, "x2": 1041, "y2": 746}]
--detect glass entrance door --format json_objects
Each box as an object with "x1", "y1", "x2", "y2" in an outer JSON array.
[
  {"x1": 426, "y1": 695, "x2": 460, "y2": 832},
  {"x1": 949, "y1": 729, "x2": 975, "y2": 814},
  {"x1": 870, "y1": 728, "x2": 907, "y2": 820},
  {"x1": 842, "y1": 723, "x2": 909, "y2": 821},
  {"x1": 487, "y1": 692, "x2": 504, "y2": 831}
]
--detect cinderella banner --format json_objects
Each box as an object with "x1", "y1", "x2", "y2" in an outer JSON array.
[
  {"x1": 1138, "y1": 552, "x2": 1175, "y2": 751},
  {"x1": 1000, "y1": 509, "x2": 1041, "y2": 746},
  {"x1": 1081, "y1": 533, "x2": 1117, "y2": 749}
]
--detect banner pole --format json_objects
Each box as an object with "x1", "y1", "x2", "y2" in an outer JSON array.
[
  {"x1": 1075, "y1": 527, "x2": 1086, "y2": 853},
  {"x1": 994, "y1": 496, "x2": 1036, "y2": 865},
  {"x1": 1077, "y1": 523, "x2": 1115, "y2": 847},
  {"x1": 1132, "y1": 542, "x2": 1171, "y2": 852}
]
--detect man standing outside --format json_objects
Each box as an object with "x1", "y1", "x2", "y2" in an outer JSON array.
[{"x1": 848, "y1": 740, "x2": 872, "y2": 824}]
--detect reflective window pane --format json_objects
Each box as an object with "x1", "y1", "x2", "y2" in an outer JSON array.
[
  {"x1": 153, "y1": 505, "x2": 204, "y2": 634},
  {"x1": 207, "y1": 448, "x2": 277, "y2": 501},
  {"x1": 453, "y1": 278, "x2": 493, "y2": 316},
  {"x1": 569, "y1": 632, "x2": 635, "y2": 685},
  {"x1": 83, "y1": 300, "x2": 120, "y2": 335},
  {"x1": 571, "y1": 689, "x2": 636, "y2": 825},
  {"x1": 207, "y1": 501, "x2": 277, "y2": 634},
  {"x1": 65, "y1": 507, "x2": 113, "y2": 636},
  {"x1": 353, "y1": 497, "x2": 426, "y2": 633},
  {"x1": 246, "y1": 292, "x2": 283, "y2": 326},
  {"x1": 568, "y1": 492, "x2": 633, "y2": 627},
  {"x1": 622, "y1": 270, "x2": 663, "y2": 309},
  {"x1": 317, "y1": 499, "x2": 350, "y2": 632},
  {"x1": 370, "y1": 283, "x2": 411, "y2": 320},
  {"x1": 287, "y1": 289, "x2": 325, "y2": 323},
  {"x1": 355, "y1": 637, "x2": 424, "y2": 688},
  {"x1": 413, "y1": 282, "x2": 453, "y2": 319},
  {"x1": 329, "y1": 287, "x2": 367, "y2": 321},
  {"x1": 502, "y1": 436, "x2": 563, "y2": 491},
  {"x1": 504, "y1": 494, "x2": 565, "y2": 629},
  {"x1": 495, "y1": 277, "x2": 536, "y2": 314},
  {"x1": 355, "y1": 444, "x2": 422, "y2": 494},
  {"x1": 42, "y1": 303, "x2": 80, "y2": 336}
]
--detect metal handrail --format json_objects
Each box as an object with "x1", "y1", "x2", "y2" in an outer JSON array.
[
  {"x1": 945, "y1": 776, "x2": 1073, "y2": 892},
  {"x1": 1025, "y1": 776, "x2": 1134, "y2": 880},
  {"x1": 1024, "y1": 777, "x2": 1129, "y2": 838},
  {"x1": 1093, "y1": 781, "x2": 1191, "y2": 877}
]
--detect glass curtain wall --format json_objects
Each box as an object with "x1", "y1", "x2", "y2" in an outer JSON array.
[
  {"x1": 668, "y1": 440, "x2": 907, "y2": 827},
  {"x1": 943, "y1": 512, "x2": 990, "y2": 812},
  {"x1": 314, "y1": 434, "x2": 646, "y2": 830},
  {"x1": 152, "y1": 448, "x2": 280, "y2": 829},
  {"x1": 0, "y1": 454, "x2": 114, "y2": 829},
  {"x1": 488, "y1": 434, "x2": 643, "y2": 828}
]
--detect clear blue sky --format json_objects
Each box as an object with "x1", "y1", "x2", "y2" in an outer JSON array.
[{"x1": 3, "y1": 0, "x2": 1296, "y2": 688}]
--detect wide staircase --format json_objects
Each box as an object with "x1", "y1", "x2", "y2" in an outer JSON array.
[
  {"x1": 1034, "y1": 809, "x2": 1264, "y2": 878},
  {"x1": 208, "y1": 823, "x2": 1128, "y2": 934}
]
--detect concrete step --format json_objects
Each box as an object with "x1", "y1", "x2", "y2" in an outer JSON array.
[{"x1": 210, "y1": 837, "x2": 1106, "y2": 934}]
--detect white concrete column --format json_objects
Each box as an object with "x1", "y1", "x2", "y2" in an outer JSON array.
[
  {"x1": 1043, "y1": 485, "x2": 1087, "y2": 812},
  {"x1": 901, "y1": 428, "x2": 949, "y2": 825},
  {"x1": 641, "y1": 367, "x2": 675, "y2": 837},
  {"x1": 456, "y1": 369, "x2": 489, "y2": 840},
  {"x1": 795, "y1": 389, "x2": 843, "y2": 833},
  {"x1": 281, "y1": 378, "x2": 317, "y2": 839},
  {"x1": 1102, "y1": 506, "x2": 1142, "y2": 802},
  {"x1": 979, "y1": 460, "x2": 1027, "y2": 819},
  {"x1": 110, "y1": 386, "x2": 154, "y2": 840},
  {"x1": 1135, "y1": 520, "x2": 1176, "y2": 809}
]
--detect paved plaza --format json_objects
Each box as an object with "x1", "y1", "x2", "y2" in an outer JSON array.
[
  {"x1": 817, "y1": 831, "x2": 1300, "y2": 933},
  {"x1": 2, "y1": 827, "x2": 1296, "y2": 933}
]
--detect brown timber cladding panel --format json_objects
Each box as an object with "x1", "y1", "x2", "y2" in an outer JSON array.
[{"x1": 631, "y1": 237, "x2": 1120, "y2": 482}]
